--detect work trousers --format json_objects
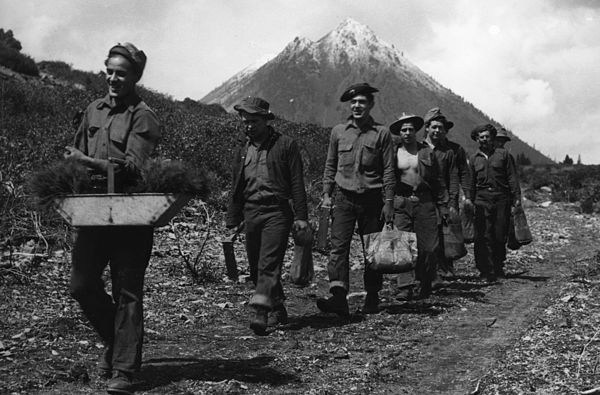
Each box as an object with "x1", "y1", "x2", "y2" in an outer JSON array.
[
  {"x1": 328, "y1": 188, "x2": 383, "y2": 293},
  {"x1": 393, "y1": 190, "x2": 441, "y2": 286},
  {"x1": 244, "y1": 202, "x2": 293, "y2": 309},
  {"x1": 473, "y1": 190, "x2": 511, "y2": 275},
  {"x1": 70, "y1": 226, "x2": 153, "y2": 373}
]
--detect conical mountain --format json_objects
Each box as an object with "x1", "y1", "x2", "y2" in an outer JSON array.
[{"x1": 202, "y1": 18, "x2": 551, "y2": 163}]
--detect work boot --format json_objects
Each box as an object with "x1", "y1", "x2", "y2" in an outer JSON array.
[
  {"x1": 268, "y1": 304, "x2": 288, "y2": 327},
  {"x1": 316, "y1": 288, "x2": 349, "y2": 317},
  {"x1": 362, "y1": 292, "x2": 379, "y2": 314},
  {"x1": 250, "y1": 306, "x2": 268, "y2": 336},
  {"x1": 415, "y1": 281, "x2": 432, "y2": 299},
  {"x1": 98, "y1": 345, "x2": 113, "y2": 379},
  {"x1": 107, "y1": 370, "x2": 134, "y2": 395},
  {"x1": 494, "y1": 265, "x2": 506, "y2": 279}
]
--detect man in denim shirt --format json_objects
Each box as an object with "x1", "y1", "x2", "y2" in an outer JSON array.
[{"x1": 317, "y1": 83, "x2": 395, "y2": 316}]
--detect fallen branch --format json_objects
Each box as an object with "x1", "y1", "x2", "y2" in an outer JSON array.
[
  {"x1": 580, "y1": 387, "x2": 600, "y2": 395},
  {"x1": 577, "y1": 326, "x2": 600, "y2": 378},
  {"x1": 469, "y1": 375, "x2": 485, "y2": 395}
]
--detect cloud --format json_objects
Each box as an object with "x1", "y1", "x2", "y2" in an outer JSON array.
[{"x1": 409, "y1": 0, "x2": 600, "y2": 162}]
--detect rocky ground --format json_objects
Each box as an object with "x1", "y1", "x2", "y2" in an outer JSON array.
[{"x1": 1, "y1": 202, "x2": 600, "y2": 394}]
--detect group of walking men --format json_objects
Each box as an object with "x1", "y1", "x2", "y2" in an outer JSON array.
[
  {"x1": 226, "y1": 82, "x2": 522, "y2": 336},
  {"x1": 63, "y1": 41, "x2": 520, "y2": 393}
]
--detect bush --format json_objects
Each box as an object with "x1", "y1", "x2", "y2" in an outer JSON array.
[{"x1": 0, "y1": 41, "x2": 38, "y2": 76}]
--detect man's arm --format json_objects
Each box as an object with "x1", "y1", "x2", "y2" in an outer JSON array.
[
  {"x1": 287, "y1": 139, "x2": 309, "y2": 222},
  {"x1": 322, "y1": 126, "x2": 339, "y2": 206},
  {"x1": 506, "y1": 151, "x2": 521, "y2": 205}
]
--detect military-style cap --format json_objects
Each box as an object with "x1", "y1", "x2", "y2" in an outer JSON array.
[
  {"x1": 389, "y1": 113, "x2": 424, "y2": 135},
  {"x1": 471, "y1": 124, "x2": 497, "y2": 141},
  {"x1": 233, "y1": 96, "x2": 275, "y2": 120},
  {"x1": 108, "y1": 42, "x2": 147, "y2": 79},
  {"x1": 496, "y1": 127, "x2": 511, "y2": 141},
  {"x1": 340, "y1": 82, "x2": 379, "y2": 102},
  {"x1": 424, "y1": 107, "x2": 454, "y2": 130}
]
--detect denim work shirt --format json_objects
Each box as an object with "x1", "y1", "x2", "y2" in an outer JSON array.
[
  {"x1": 466, "y1": 147, "x2": 521, "y2": 204},
  {"x1": 323, "y1": 117, "x2": 395, "y2": 199},
  {"x1": 74, "y1": 93, "x2": 161, "y2": 179}
]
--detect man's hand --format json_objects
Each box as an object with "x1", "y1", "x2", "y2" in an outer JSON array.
[
  {"x1": 513, "y1": 199, "x2": 522, "y2": 208},
  {"x1": 292, "y1": 219, "x2": 309, "y2": 233},
  {"x1": 381, "y1": 200, "x2": 394, "y2": 224},
  {"x1": 64, "y1": 146, "x2": 86, "y2": 162},
  {"x1": 321, "y1": 194, "x2": 332, "y2": 209},
  {"x1": 463, "y1": 198, "x2": 473, "y2": 207}
]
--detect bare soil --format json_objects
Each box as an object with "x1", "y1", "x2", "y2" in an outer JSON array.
[{"x1": 1, "y1": 203, "x2": 600, "y2": 394}]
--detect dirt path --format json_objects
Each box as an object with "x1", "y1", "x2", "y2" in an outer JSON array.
[{"x1": 4, "y1": 204, "x2": 598, "y2": 394}]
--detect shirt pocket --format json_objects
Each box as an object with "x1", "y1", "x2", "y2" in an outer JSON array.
[
  {"x1": 361, "y1": 140, "x2": 380, "y2": 168},
  {"x1": 87, "y1": 125, "x2": 101, "y2": 157},
  {"x1": 338, "y1": 143, "x2": 354, "y2": 168}
]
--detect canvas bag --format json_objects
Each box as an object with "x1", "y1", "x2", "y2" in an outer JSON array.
[
  {"x1": 512, "y1": 205, "x2": 533, "y2": 245},
  {"x1": 365, "y1": 225, "x2": 417, "y2": 273},
  {"x1": 443, "y1": 212, "x2": 467, "y2": 260},
  {"x1": 289, "y1": 226, "x2": 314, "y2": 287},
  {"x1": 460, "y1": 199, "x2": 475, "y2": 244}
]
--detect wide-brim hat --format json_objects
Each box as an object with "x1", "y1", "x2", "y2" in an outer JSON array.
[
  {"x1": 424, "y1": 107, "x2": 454, "y2": 130},
  {"x1": 234, "y1": 96, "x2": 275, "y2": 120},
  {"x1": 389, "y1": 113, "x2": 424, "y2": 135},
  {"x1": 471, "y1": 124, "x2": 497, "y2": 141},
  {"x1": 496, "y1": 127, "x2": 511, "y2": 141},
  {"x1": 340, "y1": 82, "x2": 379, "y2": 102}
]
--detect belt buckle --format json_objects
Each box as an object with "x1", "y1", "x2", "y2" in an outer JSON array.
[{"x1": 408, "y1": 193, "x2": 419, "y2": 203}]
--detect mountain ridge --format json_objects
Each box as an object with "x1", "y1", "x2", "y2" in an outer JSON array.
[{"x1": 202, "y1": 18, "x2": 552, "y2": 164}]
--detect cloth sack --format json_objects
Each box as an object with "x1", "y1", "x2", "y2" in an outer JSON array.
[
  {"x1": 443, "y1": 212, "x2": 467, "y2": 260},
  {"x1": 512, "y1": 205, "x2": 533, "y2": 245},
  {"x1": 365, "y1": 225, "x2": 417, "y2": 273},
  {"x1": 289, "y1": 226, "x2": 314, "y2": 287},
  {"x1": 460, "y1": 199, "x2": 475, "y2": 244}
]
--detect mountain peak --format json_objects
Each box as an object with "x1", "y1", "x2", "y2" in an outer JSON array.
[{"x1": 335, "y1": 17, "x2": 376, "y2": 36}]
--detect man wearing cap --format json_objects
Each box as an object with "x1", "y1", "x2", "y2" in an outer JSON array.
[
  {"x1": 422, "y1": 107, "x2": 469, "y2": 274},
  {"x1": 390, "y1": 113, "x2": 448, "y2": 298},
  {"x1": 466, "y1": 124, "x2": 521, "y2": 282},
  {"x1": 64, "y1": 42, "x2": 160, "y2": 394},
  {"x1": 317, "y1": 83, "x2": 395, "y2": 316},
  {"x1": 494, "y1": 127, "x2": 521, "y2": 269},
  {"x1": 226, "y1": 97, "x2": 308, "y2": 335}
]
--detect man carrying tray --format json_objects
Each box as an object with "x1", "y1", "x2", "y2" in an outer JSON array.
[
  {"x1": 64, "y1": 42, "x2": 160, "y2": 395},
  {"x1": 226, "y1": 97, "x2": 309, "y2": 336}
]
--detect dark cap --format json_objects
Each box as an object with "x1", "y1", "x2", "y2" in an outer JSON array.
[
  {"x1": 424, "y1": 107, "x2": 454, "y2": 130},
  {"x1": 233, "y1": 96, "x2": 275, "y2": 120},
  {"x1": 389, "y1": 113, "x2": 424, "y2": 135},
  {"x1": 496, "y1": 127, "x2": 511, "y2": 141},
  {"x1": 108, "y1": 42, "x2": 147, "y2": 79},
  {"x1": 340, "y1": 83, "x2": 379, "y2": 102},
  {"x1": 471, "y1": 124, "x2": 497, "y2": 141}
]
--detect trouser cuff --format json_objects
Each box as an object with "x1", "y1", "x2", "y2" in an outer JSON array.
[
  {"x1": 249, "y1": 293, "x2": 271, "y2": 309},
  {"x1": 329, "y1": 281, "x2": 348, "y2": 293}
]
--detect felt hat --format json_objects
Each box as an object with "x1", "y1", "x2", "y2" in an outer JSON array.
[
  {"x1": 108, "y1": 42, "x2": 147, "y2": 79},
  {"x1": 389, "y1": 113, "x2": 425, "y2": 135},
  {"x1": 233, "y1": 96, "x2": 276, "y2": 120},
  {"x1": 423, "y1": 107, "x2": 454, "y2": 130},
  {"x1": 340, "y1": 82, "x2": 379, "y2": 102},
  {"x1": 471, "y1": 124, "x2": 497, "y2": 141},
  {"x1": 496, "y1": 127, "x2": 511, "y2": 141}
]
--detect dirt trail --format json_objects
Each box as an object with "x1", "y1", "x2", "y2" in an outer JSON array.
[{"x1": 19, "y1": 204, "x2": 598, "y2": 394}]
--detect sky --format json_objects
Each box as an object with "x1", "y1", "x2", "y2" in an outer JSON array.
[{"x1": 1, "y1": 0, "x2": 599, "y2": 163}]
